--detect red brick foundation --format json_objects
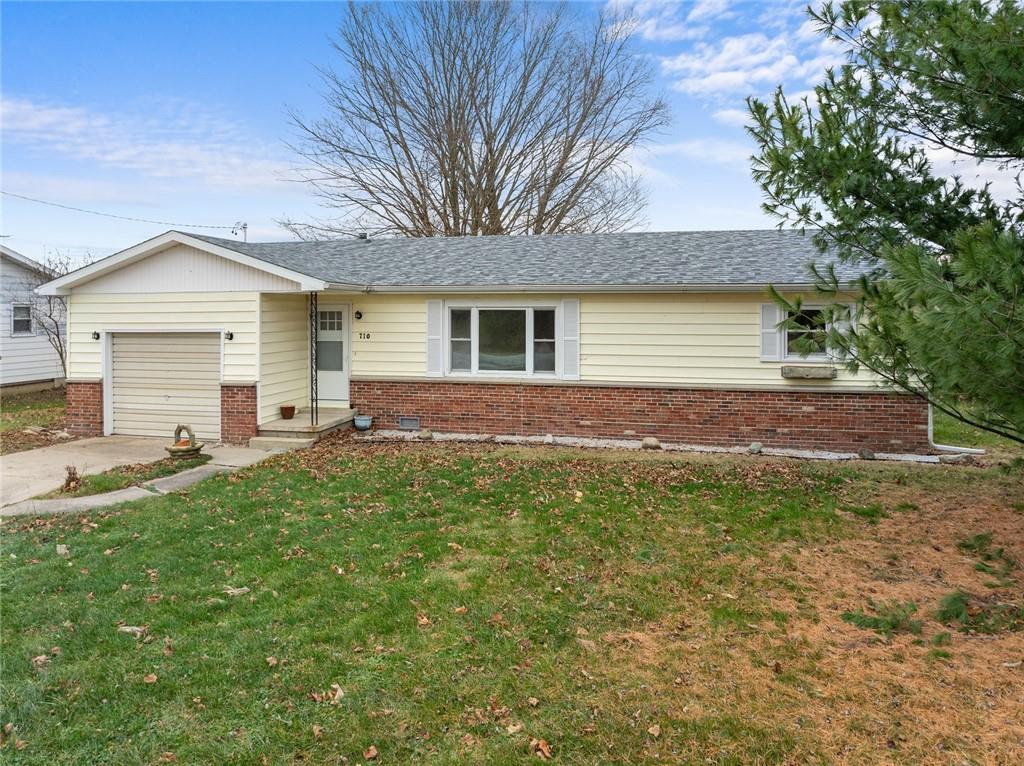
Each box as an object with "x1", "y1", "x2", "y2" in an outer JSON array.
[
  {"x1": 220, "y1": 384, "x2": 258, "y2": 444},
  {"x1": 65, "y1": 380, "x2": 104, "y2": 437},
  {"x1": 350, "y1": 379, "x2": 931, "y2": 453}
]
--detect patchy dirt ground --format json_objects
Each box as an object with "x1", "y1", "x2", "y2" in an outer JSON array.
[
  {"x1": 590, "y1": 468, "x2": 1024, "y2": 765},
  {"x1": 0, "y1": 388, "x2": 73, "y2": 455}
]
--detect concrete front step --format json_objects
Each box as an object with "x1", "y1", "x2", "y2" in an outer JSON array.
[
  {"x1": 248, "y1": 436, "x2": 316, "y2": 451},
  {"x1": 257, "y1": 407, "x2": 355, "y2": 440}
]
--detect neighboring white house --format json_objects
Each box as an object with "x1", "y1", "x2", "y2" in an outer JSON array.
[{"x1": 1, "y1": 245, "x2": 66, "y2": 388}]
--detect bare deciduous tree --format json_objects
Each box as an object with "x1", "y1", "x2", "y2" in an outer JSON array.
[{"x1": 285, "y1": 0, "x2": 668, "y2": 238}]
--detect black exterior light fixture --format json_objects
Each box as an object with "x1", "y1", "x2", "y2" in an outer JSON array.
[
  {"x1": 91, "y1": 331, "x2": 100, "y2": 340},
  {"x1": 224, "y1": 331, "x2": 234, "y2": 341},
  {"x1": 354, "y1": 310, "x2": 363, "y2": 320}
]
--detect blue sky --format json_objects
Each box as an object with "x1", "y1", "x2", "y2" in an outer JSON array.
[{"x1": 1, "y1": 0, "x2": 843, "y2": 263}]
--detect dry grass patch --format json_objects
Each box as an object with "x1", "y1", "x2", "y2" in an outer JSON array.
[{"x1": 583, "y1": 466, "x2": 1024, "y2": 764}]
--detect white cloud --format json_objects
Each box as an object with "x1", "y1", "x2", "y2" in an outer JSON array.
[
  {"x1": 712, "y1": 107, "x2": 751, "y2": 127},
  {"x1": 0, "y1": 171, "x2": 150, "y2": 205},
  {"x1": 660, "y1": 28, "x2": 844, "y2": 96},
  {"x1": 687, "y1": 0, "x2": 731, "y2": 23},
  {"x1": 647, "y1": 137, "x2": 752, "y2": 167},
  {"x1": 924, "y1": 146, "x2": 1021, "y2": 204},
  {"x1": 1, "y1": 96, "x2": 296, "y2": 193},
  {"x1": 606, "y1": 1, "x2": 717, "y2": 42}
]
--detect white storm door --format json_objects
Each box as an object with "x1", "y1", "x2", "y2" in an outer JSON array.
[{"x1": 316, "y1": 308, "x2": 349, "y2": 404}]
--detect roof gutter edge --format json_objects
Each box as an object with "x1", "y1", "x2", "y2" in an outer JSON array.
[{"x1": 346, "y1": 282, "x2": 847, "y2": 294}]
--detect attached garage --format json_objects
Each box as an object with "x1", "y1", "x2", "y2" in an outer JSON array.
[{"x1": 109, "y1": 332, "x2": 221, "y2": 440}]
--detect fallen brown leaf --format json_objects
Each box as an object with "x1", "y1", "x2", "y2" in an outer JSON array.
[
  {"x1": 647, "y1": 724, "x2": 661, "y2": 738},
  {"x1": 143, "y1": 673, "x2": 158, "y2": 684},
  {"x1": 364, "y1": 744, "x2": 379, "y2": 760},
  {"x1": 576, "y1": 637, "x2": 597, "y2": 653}
]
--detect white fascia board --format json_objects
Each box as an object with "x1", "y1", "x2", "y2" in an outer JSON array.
[
  {"x1": 0, "y1": 245, "x2": 51, "y2": 277},
  {"x1": 36, "y1": 230, "x2": 329, "y2": 295},
  {"x1": 360, "y1": 282, "x2": 833, "y2": 294}
]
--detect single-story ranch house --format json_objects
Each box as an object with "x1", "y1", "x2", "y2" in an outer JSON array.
[{"x1": 38, "y1": 229, "x2": 930, "y2": 452}]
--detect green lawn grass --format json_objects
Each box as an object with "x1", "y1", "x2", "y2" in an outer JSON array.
[
  {"x1": 1, "y1": 441, "x2": 1019, "y2": 764},
  {"x1": 38, "y1": 454, "x2": 212, "y2": 499},
  {"x1": 0, "y1": 388, "x2": 65, "y2": 433},
  {"x1": 931, "y1": 409, "x2": 1022, "y2": 456}
]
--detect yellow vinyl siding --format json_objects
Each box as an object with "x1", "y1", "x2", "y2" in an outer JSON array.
[
  {"x1": 580, "y1": 293, "x2": 873, "y2": 389},
  {"x1": 259, "y1": 293, "x2": 309, "y2": 423},
  {"x1": 66, "y1": 292, "x2": 259, "y2": 382},
  {"x1": 350, "y1": 294, "x2": 427, "y2": 378}
]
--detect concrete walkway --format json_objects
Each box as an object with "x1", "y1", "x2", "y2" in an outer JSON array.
[{"x1": 1, "y1": 440, "x2": 273, "y2": 516}]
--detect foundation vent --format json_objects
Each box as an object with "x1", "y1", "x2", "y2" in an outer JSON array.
[{"x1": 397, "y1": 416, "x2": 421, "y2": 430}]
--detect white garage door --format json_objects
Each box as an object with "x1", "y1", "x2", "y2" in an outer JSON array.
[{"x1": 111, "y1": 332, "x2": 221, "y2": 440}]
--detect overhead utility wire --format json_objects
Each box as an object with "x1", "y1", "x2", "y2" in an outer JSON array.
[{"x1": 1, "y1": 190, "x2": 238, "y2": 230}]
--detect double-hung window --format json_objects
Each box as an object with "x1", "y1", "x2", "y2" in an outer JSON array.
[
  {"x1": 785, "y1": 307, "x2": 828, "y2": 360},
  {"x1": 448, "y1": 306, "x2": 557, "y2": 376},
  {"x1": 760, "y1": 303, "x2": 851, "y2": 362},
  {"x1": 11, "y1": 305, "x2": 32, "y2": 335}
]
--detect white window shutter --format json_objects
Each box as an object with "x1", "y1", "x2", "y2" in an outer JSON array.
[
  {"x1": 760, "y1": 303, "x2": 783, "y2": 361},
  {"x1": 426, "y1": 299, "x2": 443, "y2": 376},
  {"x1": 829, "y1": 304, "x2": 855, "y2": 361},
  {"x1": 561, "y1": 298, "x2": 580, "y2": 380}
]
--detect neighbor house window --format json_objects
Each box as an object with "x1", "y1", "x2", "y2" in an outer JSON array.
[
  {"x1": 448, "y1": 306, "x2": 557, "y2": 375},
  {"x1": 11, "y1": 305, "x2": 32, "y2": 335},
  {"x1": 786, "y1": 308, "x2": 828, "y2": 358}
]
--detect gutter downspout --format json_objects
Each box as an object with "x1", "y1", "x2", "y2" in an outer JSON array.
[{"x1": 928, "y1": 405, "x2": 985, "y2": 454}]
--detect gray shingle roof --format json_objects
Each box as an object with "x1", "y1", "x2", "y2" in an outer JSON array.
[{"x1": 186, "y1": 230, "x2": 865, "y2": 290}]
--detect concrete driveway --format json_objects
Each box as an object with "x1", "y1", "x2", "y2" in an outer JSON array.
[{"x1": 1, "y1": 436, "x2": 171, "y2": 507}]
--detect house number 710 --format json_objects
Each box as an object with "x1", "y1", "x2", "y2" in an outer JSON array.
[{"x1": 358, "y1": 332, "x2": 371, "y2": 340}]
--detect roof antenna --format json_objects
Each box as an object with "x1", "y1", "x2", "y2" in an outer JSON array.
[{"x1": 232, "y1": 222, "x2": 248, "y2": 242}]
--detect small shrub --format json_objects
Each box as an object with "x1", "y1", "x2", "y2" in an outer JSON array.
[
  {"x1": 62, "y1": 464, "x2": 81, "y2": 493},
  {"x1": 842, "y1": 600, "x2": 922, "y2": 636}
]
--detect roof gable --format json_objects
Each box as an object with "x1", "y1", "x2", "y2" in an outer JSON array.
[
  {"x1": 74, "y1": 243, "x2": 306, "y2": 294},
  {"x1": 37, "y1": 231, "x2": 328, "y2": 295},
  {"x1": 0, "y1": 245, "x2": 51, "y2": 278}
]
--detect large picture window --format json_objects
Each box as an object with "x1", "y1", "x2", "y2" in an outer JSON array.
[{"x1": 447, "y1": 305, "x2": 557, "y2": 376}]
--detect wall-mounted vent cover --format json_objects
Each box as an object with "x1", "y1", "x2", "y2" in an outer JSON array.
[{"x1": 397, "y1": 416, "x2": 421, "y2": 430}]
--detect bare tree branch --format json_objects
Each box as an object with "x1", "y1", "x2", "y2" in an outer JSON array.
[{"x1": 284, "y1": 0, "x2": 668, "y2": 238}]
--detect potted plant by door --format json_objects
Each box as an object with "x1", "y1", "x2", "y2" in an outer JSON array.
[{"x1": 280, "y1": 405, "x2": 296, "y2": 420}]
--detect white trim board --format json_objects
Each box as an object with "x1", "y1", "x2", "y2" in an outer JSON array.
[{"x1": 38, "y1": 231, "x2": 330, "y2": 295}]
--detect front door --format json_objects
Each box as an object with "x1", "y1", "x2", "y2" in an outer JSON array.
[{"x1": 316, "y1": 307, "x2": 349, "y2": 405}]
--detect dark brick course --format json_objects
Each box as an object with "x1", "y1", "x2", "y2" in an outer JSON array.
[
  {"x1": 65, "y1": 380, "x2": 103, "y2": 437},
  {"x1": 350, "y1": 379, "x2": 931, "y2": 452},
  {"x1": 220, "y1": 384, "x2": 258, "y2": 444}
]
